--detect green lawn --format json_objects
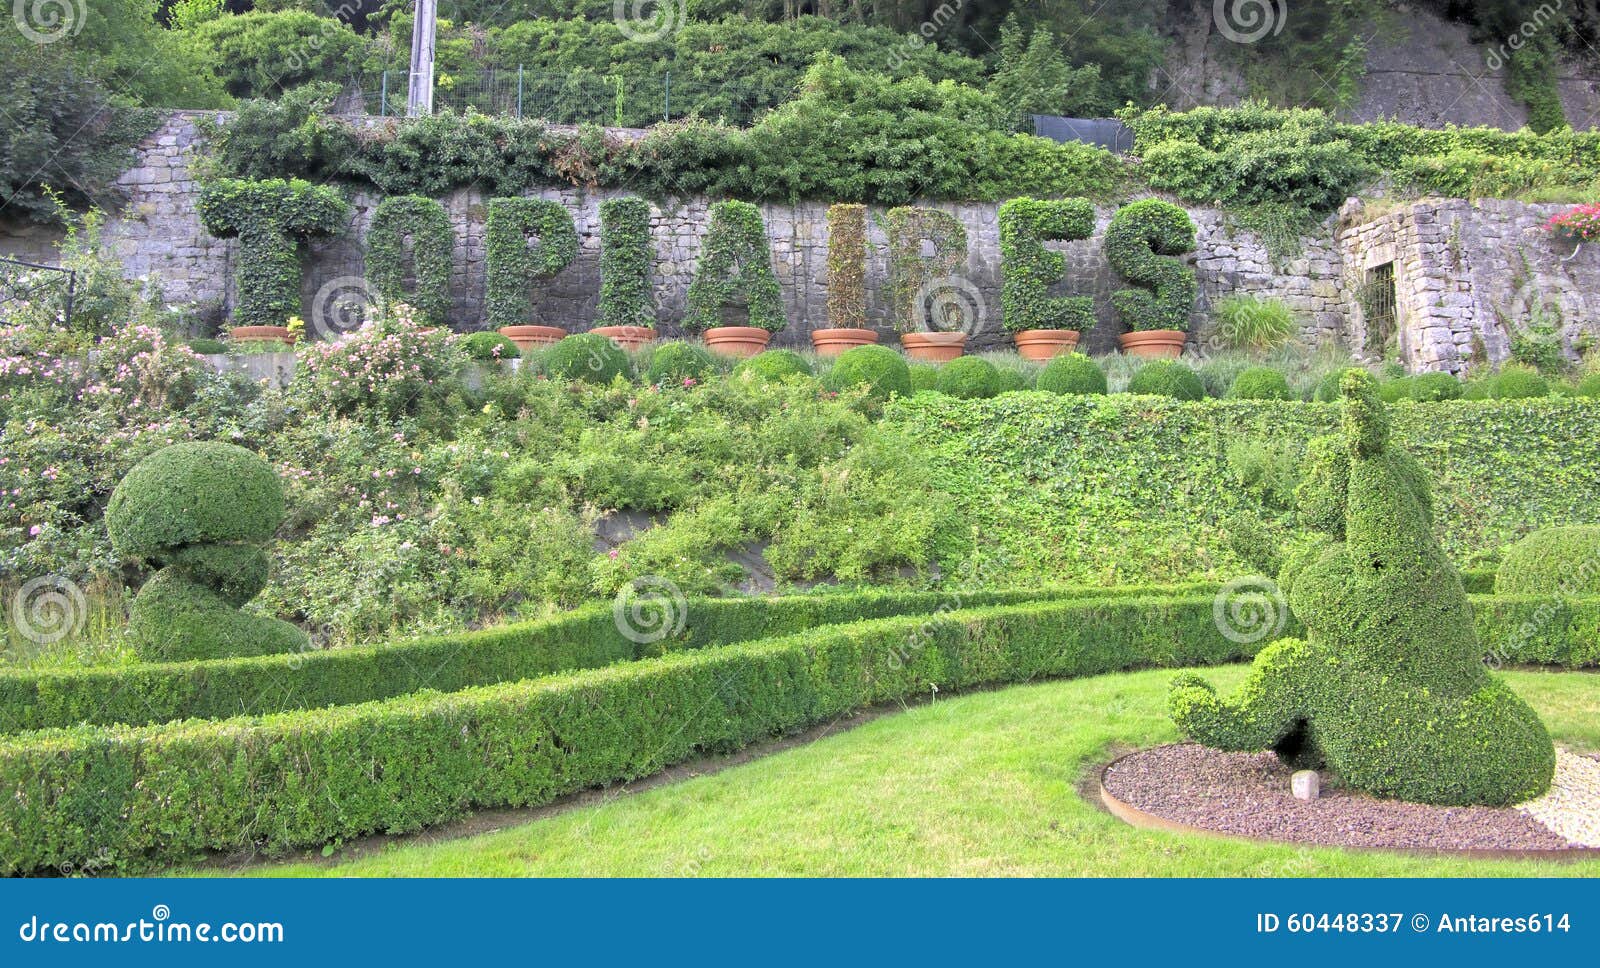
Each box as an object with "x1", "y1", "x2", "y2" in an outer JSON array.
[{"x1": 224, "y1": 665, "x2": 1600, "y2": 878}]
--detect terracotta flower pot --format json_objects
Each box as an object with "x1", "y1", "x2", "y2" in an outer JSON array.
[
  {"x1": 591, "y1": 326, "x2": 659, "y2": 352},
  {"x1": 1118, "y1": 330, "x2": 1187, "y2": 359},
  {"x1": 810, "y1": 328, "x2": 879, "y2": 357},
  {"x1": 229, "y1": 325, "x2": 295, "y2": 345},
  {"x1": 900, "y1": 332, "x2": 967, "y2": 362},
  {"x1": 703, "y1": 326, "x2": 772, "y2": 358},
  {"x1": 498, "y1": 325, "x2": 567, "y2": 351},
  {"x1": 1013, "y1": 329, "x2": 1080, "y2": 361}
]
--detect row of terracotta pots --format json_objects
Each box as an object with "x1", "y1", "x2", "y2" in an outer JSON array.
[{"x1": 498, "y1": 324, "x2": 776, "y2": 358}]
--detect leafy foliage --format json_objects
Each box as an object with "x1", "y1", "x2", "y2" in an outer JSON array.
[
  {"x1": 196, "y1": 178, "x2": 350, "y2": 328},
  {"x1": 1104, "y1": 200, "x2": 1197, "y2": 333},
  {"x1": 596, "y1": 196, "x2": 657, "y2": 330},
  {"x1": 683, "y1": 201, "x2": 786, "y2": 334},
  {"x1": 935, "y1": 357, "x2": 1002, "y2": 400},
  {"x1": 1035, "y1": 353, "x2": 1106, "y2": 395},
  {"x1": 1226, "y1": 367, "x2": 1292, "y2": 401},
  {"x1": 884, "y1": 207, "x2": 968, "y2": 335},
  {"x1": 484, "y1": 197, "x2": 579, "y2": 329},
  {"x1": 366, "y1": 195, "x2": 455, "y2": 326},
  {"x1": 1496, "y1": 526, "x2": 1600, "y2": 596},
  {"x1": 1212, "y1": 295, "x2": 1298, "y2": 351},
  {"x1": 824, "y1": 204, "x2": 868, "y2": 330},
  {"x1": 1126, "y1": 360, "x2": 1205, "y2": 401},
  {"x1": 825, "y1": 345, "x2": 912, "y2": 402},
  {"x1": 998, "y1": 197, "x2": 1096, "y2": 334}
]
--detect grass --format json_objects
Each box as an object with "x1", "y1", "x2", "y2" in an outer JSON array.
[{"x1": 218, "y1": 664, "x2": 1600, "y2": 878}]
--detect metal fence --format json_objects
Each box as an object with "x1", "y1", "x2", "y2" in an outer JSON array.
[
  {"x1": 0, "y1": 257, "x2": 75, "y2": 329},
  {"x1": 354, "y1": 69, "x2": 765, "y2": 128}
]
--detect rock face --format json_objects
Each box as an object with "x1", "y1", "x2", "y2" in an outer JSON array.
[{"x1": 3, "y1": 111, "x2": 1598, "y2": 370}]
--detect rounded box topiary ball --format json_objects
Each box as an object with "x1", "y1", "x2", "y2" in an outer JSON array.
[
  {"x1": 1495, "y1": 526, "x2": 1600, "y2": 596},
  {"x1": 106, "y1": 441, "x2": 284, "y2": 564},
  {"x1": 1126, "y1": 360, "x2": 1205, "y2": 401},
  {"x1": 460, "y1": 330, "x2": 521, "y2": 362},
  {"x1": 935, "y1": 356, "x2": 1002, "y2": 399},
  {"x1": 907, "y1": 363, "x2": 940, "y2": 393},
  {"x1": 825, "y1": 344, "x2": 912, "y2": 402},
  {"x1": 1408, "y1": 370, "x2": 1462, "y2": 401},
  {"x1": 541, "y1": 332, "x2": 633, "y2": 384},
  {"x1": 647, "y1": 341, "x2": 718, "y2": 386},
  {"x1": 735, "y1": 349, "x2": 813, "y2": 383},
  {"x1": 1036, "y1": 353, "x2": 1106, "y2": 395},
  {"x1": 1226, "y1": 366, "x2": 1291, "y2": 401}
]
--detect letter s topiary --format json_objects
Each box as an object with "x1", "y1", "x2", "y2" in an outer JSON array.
[
  {"x1": 1104, "y1": 199, "x2": 1197, "y2": 333},
  {"x1": 106, "y1": 442, "x2": 309, "y2": 662}
]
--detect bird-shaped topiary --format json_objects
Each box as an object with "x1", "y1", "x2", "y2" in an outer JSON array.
[
  {"x1": 1169, "y1": 370, "x2": 1554, "y2": 806},
  {"x1": 107, "y1": 442, "x2": 309, "y2": 662}
]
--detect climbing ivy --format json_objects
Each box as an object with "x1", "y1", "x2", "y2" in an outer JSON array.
[
  {"x1": 596, "y1": 196, "x2": 656, "y2": 330},
  {"x1": 366, "y1": 195, "x2": 454, "y2": 326},
  {"x1": 484, "y1": 197, "x2": 579, "y2": 329},
  {"x1": 998, "y1": 197, "x2": 1096, "y2": 334},
  {"x1": 683, "y1": 200, "x2": 786, "y2": 334},
  {"x1": 1104, "y1": 199, "x2": 1197, "y2": 333},
  {"x1": 824, "y1": 203, "x2": 867, "y2": 330},
  {"x1": 196, "y1": 178, "x2": 348, "y2": 329},
  {"x1": 883, "y1": 207, "x2": 968, "y2": 334}
]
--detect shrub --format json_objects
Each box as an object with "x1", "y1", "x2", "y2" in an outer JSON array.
[
  {"x1": 684, "y1": 200, "x2": 786, "y2": 334},
  {"x1": 1312, "y1": 366, "x2": 1365, "y2": 402},
  {"x1": 824, "y1": 203, "x2": 867, "y2": 330},
  {"x1": 179, "y1": 10, "x2": 367, "y2": 100},
  {"x1": 187, "y1": 338, "x2": 228, "y2": 355},
  {"x1": 1036, "y1": 353, "x2": 1106, "y2": 395},
  {"x1": 1495, "y1": 526, "x2": 1600, "y2": 596},
  {"x1": 935, "y1": 357, "x2": 1002, "y2": 400},
  {"x1": 460, "y1": 330, "x2": 519, "y2": 362},
  {"x1": 995, "y1": 366, "x2": 1032, "y2": 393},
  {"x1": 484, "y1": 197, "x2": 578, "y2": 330},
  {"x1": 366, "y1": 195, "x2": 454, "y2": 326},
  {"x1": 734, "y1": 349, "x2": 812, "y2": 384},
  {"x1": 296, "y1": 307, "x2": 460, "y2": 418},
  {"x1": 1126, "y1": 360, "x2": 1205, "y2": 401},
  {"x1": 647, "y1": 341, "x2": 717, "y2": 386},
  {"x1": 1212, "y1": 295, "x2": 1297, "y2": 350},
  {"x1": 1170, "y1": 371, "x2": 1554, "y2": 806},
  {"x1": 908, "y1": 363, "x2": 940, "y2": 393},
  {"x1": 826, "y1": 345, "x2": 912, "y2": 402},
  {"x1": 1377, "y1": 376, "x2": 1414, "y2": 402},
  {"x1": 1492, "y1": 365, "x2": 1550, "y2": 399},
  {"x1": 1576, "y1": 373, "x2": 1600, "y2": 398},
  {"x1": 596, "y1": 196, "x2": 656, "y2": 330},
  {"x1": 998, "y1": 197, "x2": 1096, "y2": 333},
  {"x1": 884, "y1": 206, "x2": 968, "y2": 334},
  {"x1": 540, "y1": 332, "x2": 632, "y2": 384},
  {"x1": 1409, "y1": 371, "x2": 1463, "y2": 401},
  {"x1": 1104, "y1": 199, "x2": 1197, "y2": 332},
  {"x1": 196, "y1": 178, "x2": 349, "y2": 328},
  {"x1": 1226, "y1": 367, "x2": 1292, "y2": 401}
]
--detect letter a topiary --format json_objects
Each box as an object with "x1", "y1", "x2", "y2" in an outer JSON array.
[
  {"x1": 1169, "y1": 371, "x2": 1554, "y2": 806},
  {"x1": 684, "y1": 200, "x2": 786, "y2": 333},
  {"x1": 106, "y1": 442, "x2": 309, "y2": 663},
  {"x1": 197, "y1": 178, "x2": 350, "y2": 329}
]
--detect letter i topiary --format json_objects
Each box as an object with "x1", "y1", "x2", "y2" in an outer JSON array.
[
  {"x1": 197, "y1": 178, "x2": 350, "y2": 328},
  {"x1": 1169, "y1": 371, "x2": 1554, "y2": 806},
  {"x1": 366, "y1": 195, "x2": 454, "y2": 326},
  {"x1": 998, "y1": 197, "x2": 1096, "y2": 333},
  {"x1": 597, "y1": 196, "x2": 656, "y2": 329},
  {"x1": 883, "y1": 207, "x2": 968, "y2": 333},
  {"x1": 1104, "y1": 199, "x2": 1197, "y2": 332},
  {"x1": 484, "y1": 197, "x2": 579, "y2": 329},
  {"x1": 825, "y1": 203, "x2": 867, "y2": 330},
  {"x1": 684, "y1": 200, "x2": 786, "y2": 333},
  {"x1": 105, "y1": 442, "x2": 309, "y2": 663}
]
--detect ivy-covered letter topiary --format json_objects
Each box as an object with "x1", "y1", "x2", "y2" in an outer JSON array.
[
  {"x1": 999, "y1": 197, "x2": 1095, "y2": 333},
  {"x1": 1169, "y1": 371, "x2": 1554, "y2": 806},
  {"x1": 197, "y1": 178, "x2": 350, "y2": 329},
  {"x1": 884, "y1": 206, "x2": 968, "y2": 334},
  {"x1": 367, "y1": 195, "x2": 454, "y2": 325},
  {"x1": 106, "y1": 442, "x2": 309, "y2": 663},
  {"x1": 1104, "y1": 199, "x2": 1197, "y2": 332},
  {"x1": 825, "y1": 203, "x2": 867, "y2": 330},
  {"x1": 484, "y1": 197, "x2": 578, "y2": 329},
  {"x1": 684, "y1": 200, "x2": 786, "y2": 333},
  {"x1": 597, "y1": 196, "x2": 657, "y2": 330}
]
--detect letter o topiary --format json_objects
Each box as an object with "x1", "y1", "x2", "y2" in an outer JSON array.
[
  {"x1": 106, "y1": 442, "x2": 308, "y2": 662},
  {"x1": 367, "y1": 195, "x2": 454, "y2": 325},
  {"x1": 825, "y1": 345, "x2": 912, "y2": 402},
  {"x1": 1495, "y1": 526, "x2": 1600, "y2": 596},
  {"x1": 935, "y1": 356, "x2": 1001, "y2": 399},
  {"x1": 1170, "y1": 371, "x2": 1555, "y2": 806},
  {"x1": 735, "y1": 349, "x2": 813, "y2": 384},
  {"x1": 647, "y1": 341, "x2": 717, "y2": 386},
  {"x1": 1036, "y1": 353, "x2": 1106, "y2": 395},
  {"x1": 540, "y1": 332, "x2": 632, "y2": 384},
  {"x1": 1126, "y1": 360, "x2": 1205, "y2": 401},
  {"x1": 1104, "y1": 199, "x2": 1197, "y2": 333},
  {"x1": 1226, "y1": 366, "x2": 1292, "y2": 400}
]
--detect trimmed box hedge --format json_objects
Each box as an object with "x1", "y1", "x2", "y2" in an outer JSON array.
[{"x1": 0, "y1": 594, "x2": 1256, "y2": 873}]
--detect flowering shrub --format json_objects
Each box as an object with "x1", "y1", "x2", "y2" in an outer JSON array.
[
  {"x1": 1545, "y1": 203, "x2": 1600, "y2": 243},
  {"x1": 294, "y1": 304, "x2": 462, "y2": 419}
]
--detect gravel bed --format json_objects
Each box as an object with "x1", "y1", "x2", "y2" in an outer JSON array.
[
  {"x1": 1516, "y1": 749, "x2": 1600, "y2": 848},
  {"x1": 1102, "y1": 743, "x2": 1577, "y2": 852}
]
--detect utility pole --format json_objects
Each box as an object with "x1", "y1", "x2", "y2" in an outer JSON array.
[{"x1": 406, "y1": 0, "x2": 437, "y2": 118}]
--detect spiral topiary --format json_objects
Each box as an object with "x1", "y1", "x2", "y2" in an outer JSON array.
[
  {"x1": 1170, "y1": 371, "x2": 1555, "y2": 806},
  {"x1": 935, "y1": 357, "x2": 1002, "y2": 399},
  {"x1": 1495, "y1": 526, "x2": 1600, "y2": 596},
  {"x1": 1226, "y1": 366, "x2": 1291, "y2": 401},
  {"x1": 1126, "y1": 360, "x2": 1205, "y2": 401},
  {"x1": 106, "y1": 442, "x2": 308, "y2": 662},
  {"x1": 825, "y1": 345, "x2": 912, "y2": 402},
  {"x1": 1036, "y1": 353, "x2": 1106, "y2": 395},
  {"x1": 735, "y1": 349, "x2": 813, "y2": 384},
  {"x1": 540, "y1": 332, "x2": 632, "y2": 384},
  {"x1": 647, "y1": 341, "x2": 717, "y2": 386}
]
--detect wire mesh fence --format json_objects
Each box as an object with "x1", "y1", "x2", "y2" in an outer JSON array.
[
  {"x1": 0, "y1": 258, "x2": 76, "y2": 330},
  {"x1": 352, "y1": 69, "x2": 765, "y2": 128}
]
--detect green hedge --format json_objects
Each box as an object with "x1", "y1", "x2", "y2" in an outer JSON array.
[{"x1": 0, "y1": 594, "x2": 1258, "y2": 873}]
